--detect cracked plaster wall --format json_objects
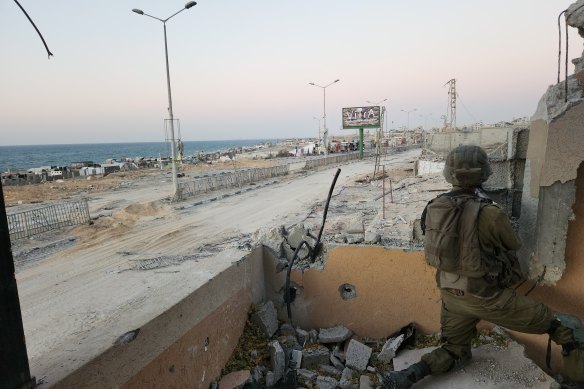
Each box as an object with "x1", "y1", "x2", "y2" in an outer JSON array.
[{"x1": 518, "y1": 70, "x2": 584, "y2": 283}]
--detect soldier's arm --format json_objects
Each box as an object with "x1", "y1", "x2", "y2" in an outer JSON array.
[{"x1": 478, "y1": 205, "x2": 521, "y2": 251}]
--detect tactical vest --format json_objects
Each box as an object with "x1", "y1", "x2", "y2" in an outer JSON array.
[{"x1": 421, "y1": 192, "x2": 493, "y2": 278}]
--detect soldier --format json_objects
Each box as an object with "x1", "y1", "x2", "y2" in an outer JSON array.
[{"x1": 382, "y1": 145, "x2": 584, "y2": 389}]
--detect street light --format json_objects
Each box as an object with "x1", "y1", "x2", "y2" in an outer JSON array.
[
  {"x1": 309, "y1": 79, "x2": 340, "y2": 155},
  {"x1": 400, "y1": 108, "x2": 417, "y2": 131},
  {"x1": 419, "y1": 113, "x2": 433, "y2": 130},
  {"x1": 313, "y1": 116, "x2": 323, "y2": 148},
  {"x1": 132, "y1": 1, "x2": 197, "y2": 197}
]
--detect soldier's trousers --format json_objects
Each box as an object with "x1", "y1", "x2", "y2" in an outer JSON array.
[{"x1": 420, "y1": 287, "x2": 584, "y2": 382}]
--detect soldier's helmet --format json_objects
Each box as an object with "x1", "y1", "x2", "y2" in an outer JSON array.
[{"x1": 443, "y1": 145, "x2": 492, "y2": 187}]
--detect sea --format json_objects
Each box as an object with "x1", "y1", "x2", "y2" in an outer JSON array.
[{"x1": 0, "y1": 139, "x2": 278, "y2": 172}]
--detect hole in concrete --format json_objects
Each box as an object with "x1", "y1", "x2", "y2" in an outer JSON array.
[
  {"x1": 283, "y1": 286, "x2": 297, "y2": 303},
  {"x1": 339, "y1": 283, "x2": 357, "y2": 300}
]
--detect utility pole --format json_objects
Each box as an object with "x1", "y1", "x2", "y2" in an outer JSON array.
[{"x1": 444, "y1": 78, "x2": 457, "y2": 131}]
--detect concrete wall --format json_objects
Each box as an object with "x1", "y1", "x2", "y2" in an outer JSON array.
[
  {"x1": 264, "y1": 246, "x2": 441, "y2": 337},
  {"x1": 53, "y1": 248, "x2": 265, "y2": 389},
  {"x1": 511, "y1": 161, "x2": 584, "y2": 374},
  {"x1": 518, "y1": 95, "x2": 584, "y2": 283}
]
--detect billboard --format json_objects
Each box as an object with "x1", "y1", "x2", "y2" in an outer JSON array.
[{"x1": 342, "y1": 106, "x2": 381, "y2": 129}]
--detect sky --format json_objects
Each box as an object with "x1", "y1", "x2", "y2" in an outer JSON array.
[{"x1": 0, "y1": 0, "x2": 582, "y2": 146}]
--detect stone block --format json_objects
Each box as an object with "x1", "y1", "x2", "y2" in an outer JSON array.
[
  {"x1": 339, "y1": 367, "x2": 357, "y2": 389},
  {"x1": 218, "y1": 370, "x2": 251, "y2": 389},
  {"x1": 251, "y1": 301, "x2": 278, "y2": 338},
  {"x1": 319, "y1": 364, "x2": 341, "y2": 377},
  {"x1": 345, "y1": 339, "x2": 372, "y2": 371},
  {"x1": 279, "y1": 323, "x2": 296, "y2": 337},
  {"x1": 359, "y1": 375, "x2": 373, "y2": 389},
  {"x1": 309, "y1": 329, "x2": 319, "y2": 343},
  {"x1": 302, "y1": 346, "x2": 330, "y2": 369},
  {"x1": 296, "y1": 328, "x2": 309, "y2": 346},
  {"x1": 377, "y1": 334, "x2": 405, "y2": 363},
  {"x1": 330, "y1": 354, "x2": 345, "y2": 370},
  {"x1": 265, "y1": 371, "x2": 276, "y2": 387},
  {"x1": 270, "y1": 341, "x2": 286, "y2": 382},
  {"x1": 316, "y1": 376, "x2": 339, "y2": 389},
  {"x1": 286, "y1": 224, "x2": 306, "y2": 249},
  {"x1": 319, "y1": 325, "x2": 353, "y2": 343},
  {"x1": 290, "y1": 349, "x2": 303, "y2": 369},
  {"x1": 297, "y1": 368, "x2": 318, "y2": 382}
]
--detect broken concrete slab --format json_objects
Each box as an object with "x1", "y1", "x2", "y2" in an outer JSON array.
[
  {"x1": 392, "y1": 342, "x2": 555, "y2": 388},
  {"x1": 316, "y1": 375, "x2": 339, "y2": 389},
  {"x1": 319, "y1": 325, "x2": 353, "y2": 343},
  {"x1": 301, "y1": 346, "x2": 330, "y2": 369},
  {"x1": 340, "y1": 367, "x2": 357, "y2": 389},
  {"x1": 251, "y1": 300, "x2": 279, "y2": 338},
  {"x1": 359, "y1": 375, "x2": 374, "y2": 389},
  {"x1": 377, "y1": 334, "x2": 405, "y2": 363},
  {"x1": 297, "y1": 368, "x2": 318, "y2": 382},
  {"x1": 218, "y1": 370, "x2": 251, "y2": 389},
  {"x1": 269, "y1": 341, "x2": 285, "y2": 382},
  {"x1": 290, "y1": 349, "x2": 302, "y2": 369},
  {"x1": 345, "y1": 339, "x2": 372, "y2": 372}
]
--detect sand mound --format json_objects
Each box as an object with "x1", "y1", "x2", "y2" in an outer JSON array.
[{"x1": 113, "y1": 201, "x2": 170, "y2": 223}]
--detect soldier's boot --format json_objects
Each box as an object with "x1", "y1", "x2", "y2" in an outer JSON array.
[
  {"x1": 551, "y1": 375, "x2": 584, "y2": 389},
  {"x1": 381, "y1": 361, "x2": 431, "y2": 389}
]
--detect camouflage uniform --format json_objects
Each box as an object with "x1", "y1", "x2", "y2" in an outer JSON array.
[
  {"x1": 382, "y1": 145, "x2": 584, "y2": 389},
  {"x1": 421, "y1": 201, "x2": 580, "y2": 382}
]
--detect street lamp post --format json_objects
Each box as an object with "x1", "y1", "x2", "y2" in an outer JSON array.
[
  {"x1": 132, "y1": 1, "x2": 197, "y2": 197},
  {"x1": 309, "y1": 79, "x2": 340, "y2": 155},
  {"x1": 313, "y1": 116, "x2": 323, "y2": 151},
  {"x1": 401, "y1": 108, "x2": 417, "y2": 145}
]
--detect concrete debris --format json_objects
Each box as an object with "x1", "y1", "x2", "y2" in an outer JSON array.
[
  {"x1": 250, "y1": 300, "x2": 279, "y2": 338},
  {"x1": 222, "y1": 301, "x2": 552, "y2": 388},
  {"x1": 345, "y1": 339, "x2": 373, "y2": 372},
  {"x1": 279, "y1": 322, "x2": 296, "y2": 337},
  {"x1": 269, "y1": 341, "x2": 286, "y2": 382},
  {"x1": 315, "y1": 375, "x2": 339, "y2": 389},
  {"x1": 301, "y1": 346, "x2": 330, "y2": 369},
  {"x1": 297, "y1": 368, "x2": 318, "y2": 382},
  {"x1": 377, "y1": 334, "x2": 405, "y2": 363},
  {"x1": 359, "y1": 374, "x2": 374, "y2": 389},
  {"x1": 218, "y1": 370, "x2": 251, "y2": 389},
  {"x1": 319, "y1": 325, "x2": 353, "y2": 343},
  {"x1": 290, "y1": 349, "x2": 303, "y2": 369},
  {"x1": 319, "y1": 364, "x2": 342, "y2": 377},
  {"x1": 253, "y1": 224, "x2": 327, "y2": 271},
  {"x1": 567, "y1": 0, "x2": 584, "y2": 32},
  {"x1": 330, "y1": 354, "x2": 346, "y2": 370},
  {"x1": 296, "y1": 328, "x2": 309, "y2": 346},
  {"x1": 340, "y1": 367, "x2": 358, "y2": 389}
]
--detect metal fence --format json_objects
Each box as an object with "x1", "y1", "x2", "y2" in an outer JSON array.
[
  {"x1": 304, "y1": 151, "x2": 374, "y2": 170},
  {"x1": 176, "y1": 165, "x2": 290, "y2": 201},
  {"x1": 7, "y1": 199, "x2": 91, "y2": 240}
]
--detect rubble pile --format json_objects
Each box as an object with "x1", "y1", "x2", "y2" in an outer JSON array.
[
  {"x1": 217, "y1": 301, "x2": 419, "y2": 389},
  {"x1": 253, "y1": 224, "x2": 327, "y2": 271}
]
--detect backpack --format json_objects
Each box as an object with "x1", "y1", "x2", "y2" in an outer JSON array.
[{"x1": 421, "y1": 191, "x2": 493, "y2": 278}]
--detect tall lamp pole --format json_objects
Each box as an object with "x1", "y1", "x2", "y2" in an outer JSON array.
[
  {"x1": 309, "y1": 79, "x2": 340, "y2": 155},
  {"x1": 401, "y1": 108, "x2": 417, "y2": 144},
  {"x1": 132, "y1": 1, "x2": 197, "y2": 197},
  {"x1": 313, "y1": 116, "x2": 323, "y2": 149}
]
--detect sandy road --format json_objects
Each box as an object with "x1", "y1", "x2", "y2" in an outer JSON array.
[{"x1": 15, "y1": 154, "x2": 400, "y2": 386}]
